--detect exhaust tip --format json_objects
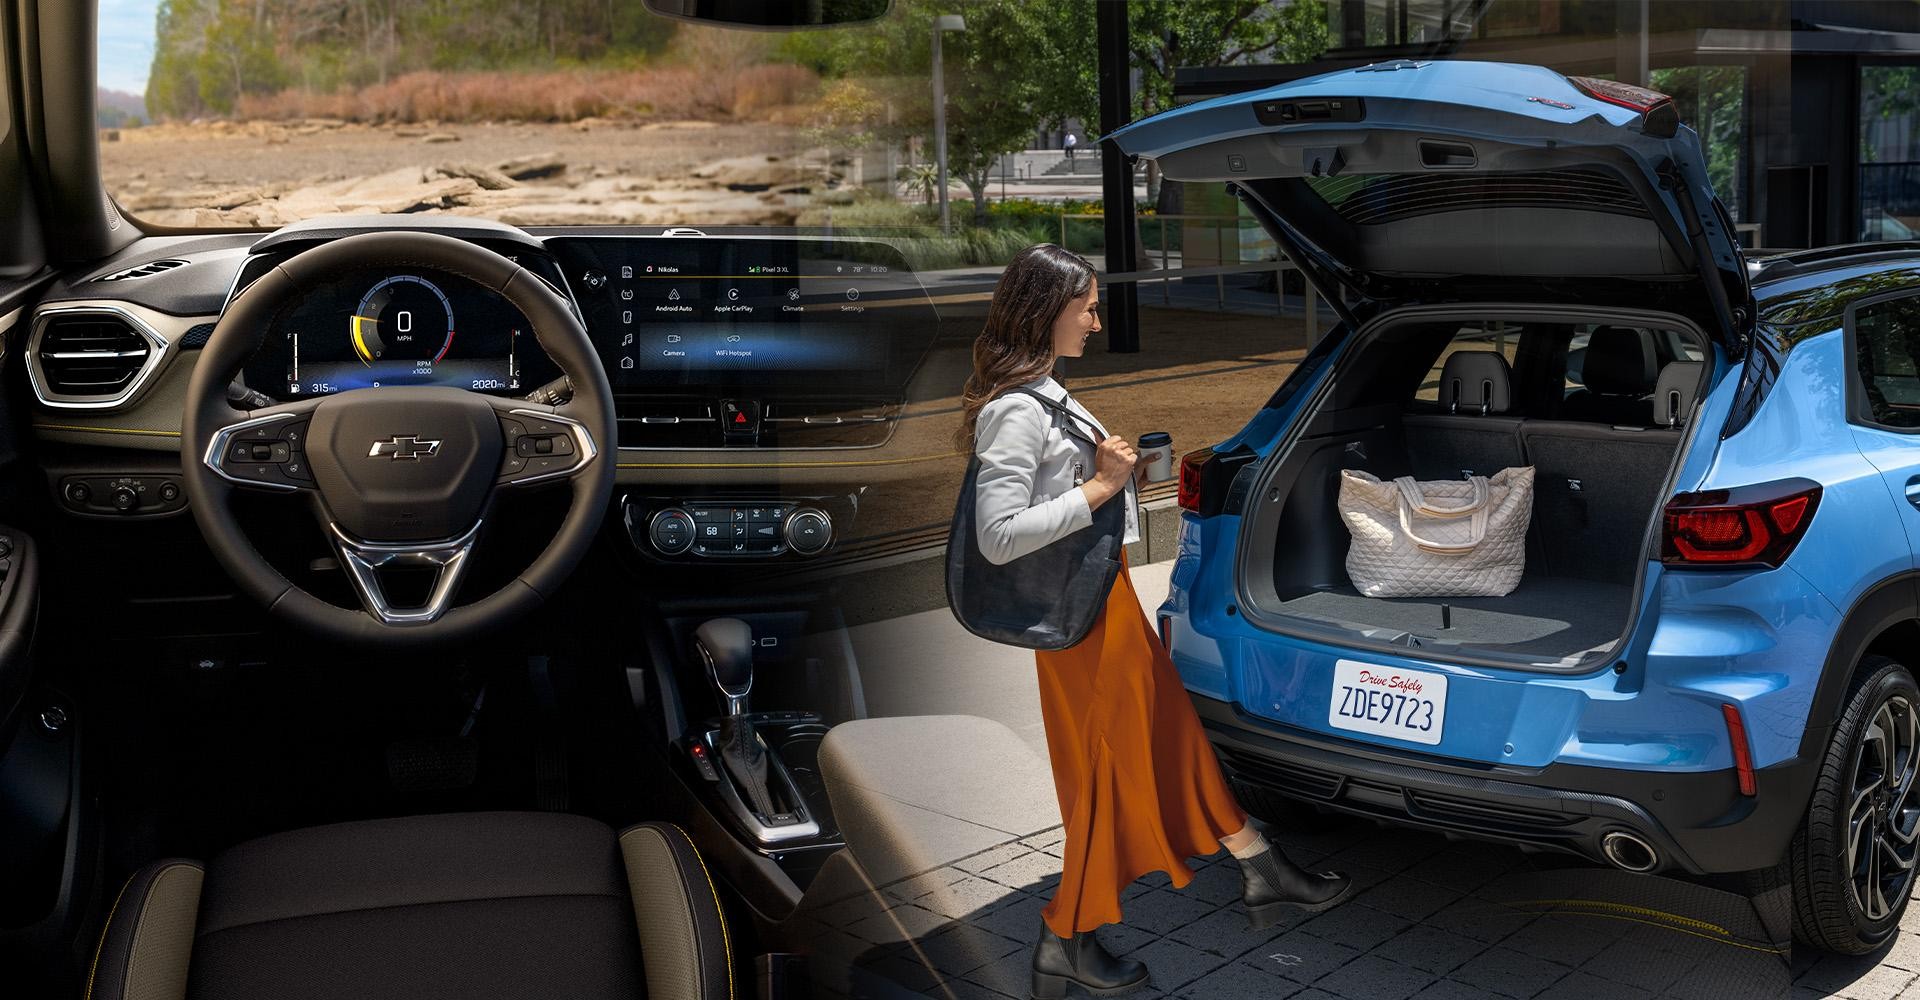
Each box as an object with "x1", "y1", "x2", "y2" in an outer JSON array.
[{"x1": 1600, "y1": 831, "x2": 1659, "y2": 873}]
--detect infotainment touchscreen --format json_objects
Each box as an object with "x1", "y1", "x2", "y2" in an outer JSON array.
[{"x1": 546, "y1": 236, "x2": 934, "y2": 390}]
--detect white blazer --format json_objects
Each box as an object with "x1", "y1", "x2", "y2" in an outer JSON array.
[{"x1": 972, "y1": 376, "x2": 1140, "y2": 566}]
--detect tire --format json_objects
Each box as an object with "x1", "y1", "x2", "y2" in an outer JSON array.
[{"x1": 1790, "y1": 654, "x2": 1920, "y2": 954}]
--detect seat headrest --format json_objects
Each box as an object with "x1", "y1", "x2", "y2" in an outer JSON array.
[
  {"x1": 1653, "y1": 361, "x2": 1704, "y2": 428},
  {"x1": 1580, "y1": 326, "x2": 1661, "y2": 395},
  {"x1": 1437, "y1": 351, "x2": 1513, "y2": 415}
]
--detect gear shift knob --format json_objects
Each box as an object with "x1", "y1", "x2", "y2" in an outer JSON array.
[{"x1": 693, "y1": 618, "x2": 754, "y2": 717}]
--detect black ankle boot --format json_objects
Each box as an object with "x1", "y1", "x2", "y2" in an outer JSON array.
[
  {"x1": 1237, "y1": 846, "x2": 1353, "y2": 928},
  {"x1": 1030, "y1": 921, "x2": 1149, "y2": 998}
]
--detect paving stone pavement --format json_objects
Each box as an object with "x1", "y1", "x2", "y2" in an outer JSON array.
[{"x1": 804, "y1": 814, "x2": 1920, "y2": 1000}]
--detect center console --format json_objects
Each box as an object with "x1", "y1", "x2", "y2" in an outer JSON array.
[{"x1": 623, "y1": 494, "x2": 851, "y2": 560}]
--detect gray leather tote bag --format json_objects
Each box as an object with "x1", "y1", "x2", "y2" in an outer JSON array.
[{"x1": 946, "y1": 389, "x2": 1126, "y2": 650}]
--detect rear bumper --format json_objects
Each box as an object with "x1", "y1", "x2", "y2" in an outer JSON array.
[{"x1": 1194, "y1": 694, "x2": 1819, "y2": 875}]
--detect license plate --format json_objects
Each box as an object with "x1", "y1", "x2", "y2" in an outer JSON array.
[{"x1": 1328, "y1": 659, "x2": 1448, "y2": 746}]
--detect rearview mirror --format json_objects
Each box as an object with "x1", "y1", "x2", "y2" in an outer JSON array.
[{"x1": 643, "y1": 0, "x2": 892, "y2": 30}]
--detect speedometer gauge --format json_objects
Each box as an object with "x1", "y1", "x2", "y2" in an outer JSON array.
[{"x1": 351, "y1": 275, "x2": 455, "y2": 365}]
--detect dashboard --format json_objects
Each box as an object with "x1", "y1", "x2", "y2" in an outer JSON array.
[
  {"x1": 240, "y1": 268, "x2": 562, "y2": 400},
  {"x1": 28, "y1": 219, "x2": 950, "y2": 561}
]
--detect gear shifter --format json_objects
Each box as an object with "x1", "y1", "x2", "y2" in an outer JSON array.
[{"x1": 692, "y1": 619, "x2": 782, "y2": 821}]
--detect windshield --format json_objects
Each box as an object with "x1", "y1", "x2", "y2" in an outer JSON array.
[{"x1": 94, "y1": 1, "x2": 1106, "y2": 237}]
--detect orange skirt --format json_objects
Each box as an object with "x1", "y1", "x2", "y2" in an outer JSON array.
[{"x1": 1034, "y1": 553, "x2": 1249, "y2": 936}]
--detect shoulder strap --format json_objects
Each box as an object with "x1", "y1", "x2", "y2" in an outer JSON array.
[{"x1": 1002, "y1": 387, "x2": 1104, "y2": 448}]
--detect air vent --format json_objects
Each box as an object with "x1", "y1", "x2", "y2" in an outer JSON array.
[
  {"x1": 617, "y1": 400, "x2": 718, "y2": 448},
  {"x1": 99, "y1": 258, "x2": 187, "y2": 281},
  {"x1": 31, "y1": 309, "x2": 165, "y2": 407},
  {"x1": 761, "y1": 400, "x2": 897, "y2": 448}
]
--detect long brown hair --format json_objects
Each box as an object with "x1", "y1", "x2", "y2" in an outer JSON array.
[{"x1": 956, "y1": 243, "x2": 1097, "y2": 449}]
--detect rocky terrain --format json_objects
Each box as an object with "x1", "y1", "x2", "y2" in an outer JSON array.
[{"x1": 102, "y1": 118, "x2": 835, "y2": 228}]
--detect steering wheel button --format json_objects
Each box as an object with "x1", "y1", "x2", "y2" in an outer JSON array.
[
  {"x1": 548, "y1": 435, "x2": 574, "y2": 456},
  {"x1": 499, "y1": 453, "x2": 528, "y2": 477},
  {"x1": 534, "y1": 437, "x2": 555, "y2": 455},
  {"x1": 521, "y1": 455, "x2": 571, "y2": 478},
  {"x1": 284, "y1": 454, "x2": 312, "y2": 481},
  {"x1": 518, "y1": 415, "x2": 572, "y2": 438}
]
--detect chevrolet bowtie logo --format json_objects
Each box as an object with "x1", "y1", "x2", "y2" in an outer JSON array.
[{"x1": 368, "y1": 436, "x2": 442, "y2": 460}]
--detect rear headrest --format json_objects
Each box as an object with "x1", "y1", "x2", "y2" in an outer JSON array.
[
  {"x1": 1653, "y1": 361, "x2": 1704, "y2": 428},
  {"x1": 1438, "y1": 351, "x2": 1513, "y2": 415},
  {"x1": 1581, "y1": 326, "x2": 1660, "y2": 395}
]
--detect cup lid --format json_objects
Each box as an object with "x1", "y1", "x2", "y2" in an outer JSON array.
[{"x1": 1137, "y1": 431, "x2": 1172, "y2": 446}]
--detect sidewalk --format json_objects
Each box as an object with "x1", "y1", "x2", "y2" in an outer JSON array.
[{"x1": 840, "y1": 562, "x2": 1920, "y2": 1000}]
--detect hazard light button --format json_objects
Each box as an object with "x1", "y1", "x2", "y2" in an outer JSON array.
[{"x1": 720, "y1": 399, "x2": 760, "y2": 441}]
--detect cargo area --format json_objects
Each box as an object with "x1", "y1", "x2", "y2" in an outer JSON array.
[{"x1": 1241, "y1": 314, "x2": 1710, "y2": 667}]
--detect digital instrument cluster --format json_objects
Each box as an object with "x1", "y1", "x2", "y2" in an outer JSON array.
[{"x1": 243, "y1": 269, "x2": 562, "y2": 400}]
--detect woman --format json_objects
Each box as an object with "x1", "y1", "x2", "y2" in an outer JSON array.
[{"x1": 960, "y1": 244, "x2": 1351, "y2": 998}]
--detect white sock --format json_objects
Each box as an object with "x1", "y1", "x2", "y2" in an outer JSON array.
[{"x1": 1225, "y1": 830, "x2": 1270, "y2": 860}]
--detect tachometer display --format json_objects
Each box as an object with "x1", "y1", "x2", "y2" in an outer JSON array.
[
  {"x1": 243, "y1": 266, "x2": 562, "y2": 400},
  {"x1": 352, "y1": 275, "x2": 455, "y2": 364}
]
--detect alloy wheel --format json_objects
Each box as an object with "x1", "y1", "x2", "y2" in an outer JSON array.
[{"x1": 1847, "y1": 693, "x2": 1920, "y2": 921}]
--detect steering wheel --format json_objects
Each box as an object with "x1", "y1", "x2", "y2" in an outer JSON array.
[{"x1": 181, "y1": 231, "x2": 617, "y2": 646}]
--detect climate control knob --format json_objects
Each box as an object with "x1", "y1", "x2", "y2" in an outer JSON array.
[
  {"x1": 649, "y1": 508, "x2": 696, "y2": 555},
  {"x1": 783, "y1": 507, "x2": 833, "y2": 556}
]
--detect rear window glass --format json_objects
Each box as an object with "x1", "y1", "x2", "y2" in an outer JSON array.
[
  {"x1": 1306, "y1": 168, "x2": 1651, "y2": 225},
  {"x1": 1853, "y1": 295, "x2": 1920, "y2": 430}
]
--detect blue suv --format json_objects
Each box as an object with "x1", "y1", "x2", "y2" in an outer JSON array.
[{"x1": 1109, "y1": 61, "x2": 1920, "y2": 954}]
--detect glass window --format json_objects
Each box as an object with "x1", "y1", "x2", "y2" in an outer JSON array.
[
  {"x1": 1854, "y1": 295, "x2": 1920, "y2": 429},
  {"x1": 1861, "y1": 65, "x2": 1920, "y2": 242},
  {"x1": 1649, "y1": 65, "x2": 1748, "y2": 224}
]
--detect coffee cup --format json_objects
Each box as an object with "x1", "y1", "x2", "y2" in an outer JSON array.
[{"x1": 1138, "y1": 432, "x2": 1174, "y2": 483}]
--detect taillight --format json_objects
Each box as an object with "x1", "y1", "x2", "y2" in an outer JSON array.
[
  {"x1": 1176, "y1": 447, "x2": 1214, "y2": 513},
  {"x1": 1566, "y1": 76, "x2": 1679, "y2": 138},
  {"x1": 1662, "y1": 478, "x2": 1821, "y2": 568},
  {"x1": 1567, "y1": 76, "x2": 1671, "y2": 114}
]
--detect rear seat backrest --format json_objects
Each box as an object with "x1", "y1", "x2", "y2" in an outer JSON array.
[
  {"x1": 1517, "y1": 359, "x2": 1701, "y2": 584},
  {"x1": 1565, "y1": 326, "x2": 1661, "y2": 424},
  {"x1": 1402, "y1": 350, "x2": 1525, "y2": 481}
]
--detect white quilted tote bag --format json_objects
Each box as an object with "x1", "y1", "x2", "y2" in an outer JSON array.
[{"x1": 1338, "y1": 467, "x2": 1534, "y2": 598}]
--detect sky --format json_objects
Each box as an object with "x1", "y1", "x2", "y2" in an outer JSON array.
[{"x1": 96, "y1": 0, "x2": 161, "y2": 96}]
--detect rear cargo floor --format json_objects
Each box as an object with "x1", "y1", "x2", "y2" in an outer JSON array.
[{"x1": 1274, "y1": 575, "x2": 1632, "y2": 660}]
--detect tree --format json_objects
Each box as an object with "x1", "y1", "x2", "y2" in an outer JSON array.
[
  {"x1": 193, "y1": 0, "x2": 284, "y2": 113},
  {"x1": 148, "y1": 0, "x2": 213, "y2": 119},
  {"x1": 1049, "y1": 1, "x2": 1331, "y2": 210},
  {"x1": 782, "y1": 0, "x2": 1087, "y2": 224}
]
